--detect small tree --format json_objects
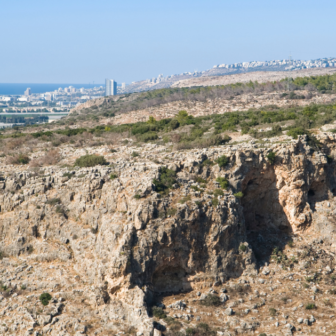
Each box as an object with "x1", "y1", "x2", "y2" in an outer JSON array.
[
  {"x1": 147, "y1": 116, "x2": 156, "y2": 124},
  {"x1": 267, "y1": 151, "x2": 276, "y2": 164},
  {"x1": 39, "y1": 293, "x2": 52, "y2": 306}
]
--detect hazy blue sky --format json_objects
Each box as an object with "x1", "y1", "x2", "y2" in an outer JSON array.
[{"x1": 1, "y1": 0, "x2": 335, "y2": 84}]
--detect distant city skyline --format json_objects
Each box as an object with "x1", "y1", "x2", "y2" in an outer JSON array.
[{"x1": 1, "y1": 0, "x2": 335, "y2": 84}]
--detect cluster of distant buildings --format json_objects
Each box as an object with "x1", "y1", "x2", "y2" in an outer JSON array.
[
  {"x1": 213, "y1": 57, "x2": 336, "y2": 70},
  {"x1": 0, "y1": 85, "x2": 107, "y2": 114}
]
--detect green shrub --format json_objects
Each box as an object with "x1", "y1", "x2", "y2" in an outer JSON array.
[
  {"x1": 216, "y1": 177, "x2": 229, "y2": 189},
  {"x1": 170, "y1": 119, "x2": 180, "y2": 129},
  {"x1": 62, "y1": 172, "x2": 73, "y2": 179},
  {"x1": 215, "y1": 155, "x2": 229, "y2": 168},
  {"x1": 46, "y1": 198, "x2": 61, "y2": 206},
  {"x1": 179, "y1": 195, "x2": 191, "y2": 204},
  {"x1": 139, "y1": 132, "x2": 158, "y2": 142},
  {"x1": 152, "y1": 306, "x2": 166, "y2": 319},
  {"x1": 267, "y1": 151, "x2": 276, "y2": 164},
  {"x1": 305, "y1": 303, "x2": 316, "y2": 310},
  {"x1": 213, "y1": 189, "x2": 224, "y2": 197},
  {"x1": 196, "y1": 177, "x2": 207, "y2": 183},
  {"x1": 186, "y1": 328, "x2": 196, "y2": 336},
  {"x1": 269, "y1": 308, "x2": 277, "y2": 316},
  {"x1": 239, "y1": 244, "x2": 247, "y2": 252},
  {"x1": 211, "y1": 198, "x2": 219, "y2": 207},
  {"x1": 201, "y1": 159, "x2": 214, "y2": 166},
  {"x1": 134, "y1": 194, "x2": 141, "y2": 199},
  {"x1": 286, "y1": 127, "x2": 308, "y2": 139},
  {"x1": 167, "y1": 208, "x2": 177, "y2": 216},
  {"x1": 56, "y1": 128, "x2": 87, "y2": 137},
  {"x1": 152, "y1": 167, "x2": 177, "y2": 193},
  {"x1": 234, "y1": 192, "x2": 244, "y2": 198},
  {"x1": 110, "y1": 173, "x2": 118, "y2": 179},
  {"x1": 74, "y1": 154, "x2": 107, "y2": 167},
  {"x1": 18, "y1": 154, "x2": 30, "y2": 164},
  {"x1": 200, "y1": 294, "x2": 221, "y2": 307},
  {"x1": 131, "y1": 151, "x2": 139, "y2": 157},
  {"x1": 39, "y1": 293, "x2": 52, "y2": 306},
  {"x1": 190, "y1": 185, "x2": 201, "y2": 192},
  {"x1": 55, "y1": 205, "x2": 65, "y2": 215}
]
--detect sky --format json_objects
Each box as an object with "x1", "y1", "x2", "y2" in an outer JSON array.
[{"x1": 0, "y1": 0, "x2": 335, "y2": 84}]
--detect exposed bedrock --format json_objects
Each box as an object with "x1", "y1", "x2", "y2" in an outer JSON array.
[{"x1": 1, "y1": 133, "x2": 336, "y2": 334}]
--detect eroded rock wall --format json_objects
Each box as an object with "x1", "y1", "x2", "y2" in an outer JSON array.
[{"x1": 1, "y1": 134, "x2": 336, "y2": 335}]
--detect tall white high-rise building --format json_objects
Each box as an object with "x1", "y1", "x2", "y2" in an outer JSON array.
[
  {"x1": 24, "y1": 88, "x2": 31, "y2": 96},
  {"x1": 121, "y1": 83, "x2": 126, "y2": 90},
  {"x1": 105, "y1": 79, "x2": 117, "y2": 96}
]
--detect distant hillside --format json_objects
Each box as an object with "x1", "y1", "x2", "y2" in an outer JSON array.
[{"x1": 121, "y1": 57, "x2": 336, "y2": 94}]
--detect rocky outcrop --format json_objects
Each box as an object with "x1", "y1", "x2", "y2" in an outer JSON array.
[{"x1": 1, "y1": 133, "x2": 336, "y2": 335}]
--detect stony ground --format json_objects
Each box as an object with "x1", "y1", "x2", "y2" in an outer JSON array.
[{"x1": 1, "y1": 126, "x2": 336, "y2": 336}]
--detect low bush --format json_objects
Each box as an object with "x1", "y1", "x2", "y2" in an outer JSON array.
[
  {"x1": 267, "y1": 151, "x2": 276, "y2": 164},
  {"x1": 46, "y1": 198, "x2": 61, "y2": 206},
  {"x1": 164, "y1": 316, "x2": 182, "y2": 332},
  {"x1": 201, "y1": 159, "x2": 214, "y2": 166},
  {"x1": 131, "y1": 151, "x2": 139, "y2": 157},
  {"x1": 152, "y1": 167, "x2": 177, "y2": 193},
  {"x1": 29, "y1": 149, "x2": 61, "y2": 167},
  {"x1": 239, "y1": 244, "x2": 247, "y2": 252},
  {"x1": 287, "y1": 127, "x2": 308, "y2": 139},
  {"x1": 39, "y1": 293, "x2": 52, "y2": 306},
  {"x1": 74, "y1": 154, "x2": 107, "y2": 167},
  {"x1": 134, "y1": 194, "x2": 142, "y2": 199},
  {"x1": 211, "y1": 198, "x2": 219, "y2": 207},
  {"x1": 138, "y1": 132, "x2": 158, "y2": 142},
  {"x1": 62, "y1": 172, "x2": 73, "y2": 179},
  {"x1": 216, "y1": 177, "x2": 229, "y2": 189},
  {"x1": 305, "y1": 303, "x2": 316, "y2": 310},
  {"x1": 185, "y1": 324, "x2": 216, "y2": 336},
  {"x1": 6, "y1": 154, "x2": 30, "y2": 165},
  {"x1": 234, "y1": 191, "x2": 244, "y2": 198},
  {"x1": 213, "y1": 189, "x2": 224, "y2": 197},
  {"x1": 179, "y1": 195, "x2": 191, "y2": 204},
  {"x1": 200, "y1": 294, "x2": 221, "y2": 307},
  {"x1": 167, "y1": 208, "x2": 177, "y2": 216},
  {"x1": 269, "y1": 308, "x2": 277, "y2": 316},
  {"x1": 196, "y1": 177, "x2": 207, "y2": 183},
  {"x1": 215, "y1": 155, "x2": 229, "y2": 168},
  {"x1": 152, "y1": 306, "x2": 166, "y2": 319}
]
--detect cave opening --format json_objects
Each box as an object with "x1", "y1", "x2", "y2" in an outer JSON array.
[
  {"x1": 241, "y1": 169, "x2": 292, "y2": 263},
  {"x1": 152, "y1": 266, "x2": 191, "y2": 295},
  {"x1": 307, "y1": 181, "x2": 328, "y2": 211}
]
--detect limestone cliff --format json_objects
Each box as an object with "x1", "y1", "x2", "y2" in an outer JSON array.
[{"x1": 1, "y1": 133, "x2": 336, "y2": 335}]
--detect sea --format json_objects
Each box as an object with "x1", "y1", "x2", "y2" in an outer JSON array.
[{"x1": 0, "y1": 83, "x2": 104, "y2": 96}]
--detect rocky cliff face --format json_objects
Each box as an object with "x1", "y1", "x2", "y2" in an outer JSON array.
[{"x1": 1, "y1": 133, "x2": 336, "y2": 335}]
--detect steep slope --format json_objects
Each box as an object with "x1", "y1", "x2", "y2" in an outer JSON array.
[{"x1": 1, "y1": 132, "x2": 336, "y2": 335}]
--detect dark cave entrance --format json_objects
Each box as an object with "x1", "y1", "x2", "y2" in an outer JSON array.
[
  {"x1": 307, "y1": 180, "x2": 329, "y2": 211},
  {"x1": 241, "y1": 169, "x2": 292, "y2": 263},
  {"x1": 152, "y1": 266, "x2": 191, "y2": 294}
]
